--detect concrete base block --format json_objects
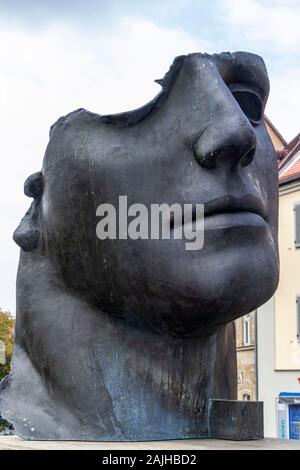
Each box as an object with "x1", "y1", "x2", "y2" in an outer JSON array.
[{"x1": 209, "y1": 399, "x2": 264, "y2": 440}]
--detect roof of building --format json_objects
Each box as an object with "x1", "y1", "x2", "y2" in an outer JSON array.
[
  {"x1": 265, "y1": 116, "x2": 287, "y2": 149},
  {"x1": 279, "y1": 134, "x2": 300, "y2": 185},
  {"x1": 262, "y1": 116, "x2": 300, "y2": 185}
]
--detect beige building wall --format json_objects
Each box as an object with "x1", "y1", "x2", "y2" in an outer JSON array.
[
  {"x1": 257, "y1": 122, "x2": 300, "y2": 437},
  {"x1": 257, "y1": 297, "x2": 300, "y2": 437},
  {"x1": 265, "y1": 119, "x2": 285, "y2": 151},
  {"x1": 275, "y1": 181, "x2": 300, "y2": 370}
]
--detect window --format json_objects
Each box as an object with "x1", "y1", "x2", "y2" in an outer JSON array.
[
  {"x1": 294, "y1": 203, "x2": 300, "y2": 248},
  {"x1": 237, "y1": 372, "x2": 243, "y2": 384},
  {"x1": 297, "y1": 297, "x2": 300, "y2": 342},
  {"x1": 243, "y1": 314, "x2": 251, "y2": 346},
  {"x1": 243, "y1": 394, "x2": 251, "y2": 401}
]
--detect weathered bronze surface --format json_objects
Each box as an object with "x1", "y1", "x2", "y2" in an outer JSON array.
[{"x1": 0, "y1": 52, "x2": 279, "y2": 440}]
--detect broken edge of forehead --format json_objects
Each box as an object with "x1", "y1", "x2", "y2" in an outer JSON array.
[
  {"x1": 156, "y1": 51, "x2": 269, "y2": 102},
  {"x1": 49, "y1": 51, "x2": 269, "y2": 135},
  {"x1": 100, "y1": 51, "x2": 269, "y2": 127}
]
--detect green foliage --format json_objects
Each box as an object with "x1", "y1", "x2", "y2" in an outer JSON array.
[
  {"x1": 0, "y1": 417, "x2": 13, "y2": 434},
  {"x1": 0, "y1": 310, "x2": 15, "y2": 434},
  {"x1": 0, "y1": 310, "x2": 15, "y2": 381}
]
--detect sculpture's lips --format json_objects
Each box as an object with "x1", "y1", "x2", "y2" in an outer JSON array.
[
  {"x1": 170, "y1": 194, "x2": 267, "y2": 230},
  {"x1": 203, "y1": 194, "x2": 267, "y2": 229},
  {"x1": 204, "y1": 211, "x2": 266, "y2": 230},
  {"x1": 203, "y1": 194, "x2": 266, "y2": 219}
]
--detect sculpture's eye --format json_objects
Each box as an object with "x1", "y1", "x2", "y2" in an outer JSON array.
[{"x1": 229, "y1": 84, "x2": 263, "y2": 125}]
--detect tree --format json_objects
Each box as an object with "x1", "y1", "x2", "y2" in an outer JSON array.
[{"x1": 0, "y1": 310, "x2": 15, "y2": 381}]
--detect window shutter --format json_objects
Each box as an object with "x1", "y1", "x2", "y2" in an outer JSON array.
[
  {"x1": 297, "y1": 297, "x2": 300, "y2": 342},
  {"x1": 294, "y1": 204, "x2": 300, "y2": 247},
  {"x1": 243, "y1": 314, "x2": 251, "y2": 346}
]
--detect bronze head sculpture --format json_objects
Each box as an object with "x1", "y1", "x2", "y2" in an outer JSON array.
[{"x1": 0, "y1": 52, "x2": 279, "y2": 440}]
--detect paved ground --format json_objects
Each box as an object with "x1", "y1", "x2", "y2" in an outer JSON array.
[{"x1": 0, "y1": 435, "x2": 300, "y2": 450}]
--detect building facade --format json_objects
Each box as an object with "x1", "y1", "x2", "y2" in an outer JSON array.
[{"x1": 235, "y1": 312, "x2": 257, "y2": 400}]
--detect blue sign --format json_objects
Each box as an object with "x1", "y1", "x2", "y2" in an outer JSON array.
[{"x1": 289, "y1": 405, "x2": 300, "y2": 440}]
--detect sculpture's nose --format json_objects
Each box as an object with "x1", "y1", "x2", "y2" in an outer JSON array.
[{"x1": 193, "y1": 92, "x2": 257, "y2": 169}]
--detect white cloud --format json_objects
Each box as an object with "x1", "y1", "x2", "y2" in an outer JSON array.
[
  {"x1": 217, "y1": 0, "x2": 300, "y2": 52},
  {"x1": 154, "y1": 0, "x2": 194, "y2": 18},
  {"x1": 266, "y1": 66, "x2": 300, "y2": 141}
]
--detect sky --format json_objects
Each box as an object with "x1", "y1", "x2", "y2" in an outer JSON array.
[{"x1": 0, "y1": 0, "x2": 299, "y2": 313}]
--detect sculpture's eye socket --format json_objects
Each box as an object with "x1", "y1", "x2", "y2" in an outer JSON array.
[{"x1": 229, "y1": 84, "x2": 263, "y2": 126}]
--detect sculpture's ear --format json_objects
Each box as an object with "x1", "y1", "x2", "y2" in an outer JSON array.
[{"x1": 13, "y1": 172, "x2": 43, "y2": 252}]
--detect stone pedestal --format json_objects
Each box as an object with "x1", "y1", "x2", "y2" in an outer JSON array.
[{"x1": 0, "y1": 436, "x2": 299, "y2": 450}]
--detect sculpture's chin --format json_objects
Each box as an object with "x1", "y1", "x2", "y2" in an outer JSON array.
[
  {"x1": 113, "y1": 234, "x2": 279, "y2": 337},
  {"x1": 82, "y1": 225, "x2": 278, "y2": 337}
]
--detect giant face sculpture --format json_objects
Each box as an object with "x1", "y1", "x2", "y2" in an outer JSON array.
[{"x1": 0, "y1": 52, "x2": 279, "y2": 440}]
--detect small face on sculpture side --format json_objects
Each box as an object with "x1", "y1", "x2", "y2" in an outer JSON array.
[{"x1": 15, "y1": 52, "x2": 279, "y2": 336}]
